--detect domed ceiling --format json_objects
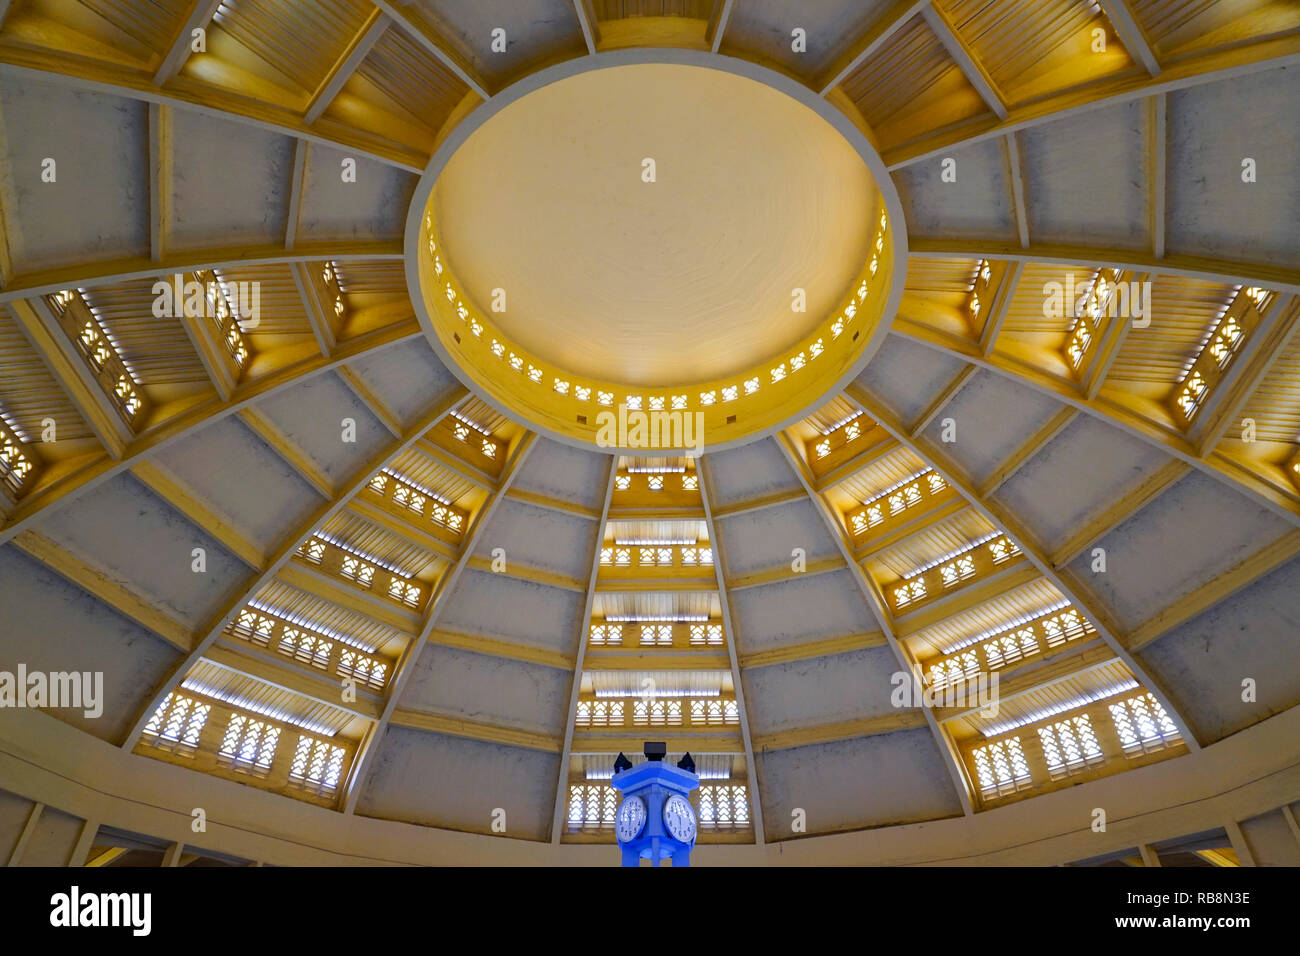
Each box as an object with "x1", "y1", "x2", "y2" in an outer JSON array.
[{"x1": 0, "y1": 0, "x2": 1298, "y2": 865}]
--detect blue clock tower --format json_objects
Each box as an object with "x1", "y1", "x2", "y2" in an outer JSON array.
[{"x1": 611, "y1": 743, "x2": 700, "y2": 867}]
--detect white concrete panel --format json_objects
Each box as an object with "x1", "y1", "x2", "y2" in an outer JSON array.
[
  {"x1": 1167, "y1": 66, "x2": 1300, "y2": 268},
  {"x1": 437, "y1": 569, "x2": 584, "y2": 657},
  {"x1": 1073, "y1": 472, "x2": 1291, "y2": 631},
  {"x1": 743, "y1": 644, "x2": 905, "y2": 734},
  {"x1": 0, "y1": 547, "x2": 183, "y2": 743},
  {"x1": 730, "y1": 569, "x2": 877, "y2": 653},
  {"x1": 249, "y1": 371, "x2": 391, "y2": 482},
  {"x1": 35, "y1": 473, "x2": 247, "y2": 629},
  {"x1": 720, "y1": 0, "x2": 895, "y2": 80},
  {"x1": 922, "y1": 369, "x2": 1065, "y2": 486},
  {"x1": 356, "y1": 726, "x2": 560, "y2": 839},
  {"x1": 717, "y1": 499, "x2": 839, "y2": 576},
  {"x1": 15, "y1": 806, "x2": 82, "y2": 866},
  {"x1": 409, "y1": 0, "x2": 585, "y2": 88},
  {"x1": 856, "y1": 335, "x2": 968, "y2": 425},
  {"x1": 756, "y1": 729, "x2": 963, "y2": 839},
  {"x1": 151, "y1": 416, "x2": 324, "y2": 551},
  {"x1": 170, "y1": 108, "x2": 294, "y2": 250},
  {"x1": 296, "y1": 144, "x2": 416, "y2": 242},
  {"x1": 399, "y1": 644, "x2": 570, "y2": 734},
  {"x1": 472, "y1": 498, "x2": 595, "y2": 580},
  {"x1": 1238, "y1": 808, "x2": 1300, "y2": 866},
  {"x1": 705, "y1": 436, "x2": 801, "y2": 507},
  {"x1": 994, "y1": 414, "x2": 1172, "y2": 548},
  {"x1": 342, "y1": 340, "x2": 458, "y2": 427},
  {"x1": 0, "y1": 789, "x2": 36, "y2": 863},
  {"x1": 0, "y1": 79, "x2": 147, "y2": 270},
  {"x1": 1021, "y1": 99, "x2": 1147, "y2": 249},
  {"x1": 894, "y1": 138, "x2": 1018, "y2": 241},
  {"x1": 1136, "y1": 555, "x2": 1300, "y2": 743},
  {"x1": 512, "y1": 438, "x2": 609, "y2": 510}
]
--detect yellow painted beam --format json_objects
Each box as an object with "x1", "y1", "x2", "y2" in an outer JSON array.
[
  {"x1": 1082, "y1": 274, "x2": 1148, "y2": 400},
  {"x1": 277, "y1": 560, "x2": 421, "y2": 634},
  {"x1": 571, "y1": 730, "x2": 744, "y2": 754},
  {"x1": 1127, "y1": 529, "x2": 1300, "y2": 652},
  {"x1": 6, "y1": 299, "x2": 130, "y2": 459},
  {"x1": 753, "y1": 711, "x2": 928, "y2": 752},
  {"x1": 284, "y1": 140, "x2": 308, "y2": 254},
  {"x1": 1281, "y1": 804, "x2": 1300, "y2": 847},
  {"x1": 891, "y1": 562, "x2": 1041, "y2": 638},
  {"x1": 237, "y1": 407, "x2": 333, "y2": 498},
  {"x1": 846, "y1": 381, "x2": 1202, "y2": 750},
  {"x1": 207, "y1": 640, "x2": 381, "y2": 720},
  {"x1": 1049, "y1": 459, "x2": 1190, "y2": 568},
  {"x1": 980, "y1": 407, "x2": 1077, "y2": 497},
  {"x1": 0, "y1": 41, "x2": 426, "y2": 173},
  {"x1": 739, "y1": 631, "x2": 887, "y2": 669},
  {"x1": 5, "y1": 802, "x2": 43, "y2": 866},
  {"x1": 148, "y1": 102, "x2": 171, "y2": 262},
  {"x1": 583, "y1": 648, "x2": 733, "y2": 670},
  {"x1": 426, "y1": 629, "x2": 574, "y2": 671},
  {"x1": 0, "y1": 90, "x2": 13, "y2": 287},
  {"x1": 1196, "y1": 295, "x2": 1300, "y2": 454},
  {"x1": 12, "y1": 530, "x2": 191, "y2": 652},
  {"x1": 505, "y1": 486, "x2": 601, "y2": 521},
  {"x1": 548, "y1": 456, "x2": 616, "y2": 844},
  {"x1": 179, "y1": 311, "x2": 236, "y2": 402},
  {"x1": 288, "y1": 258, "x2": 336, "y2": 358},
  {"x1": 934, "y1": 643, "x2": 1116, "y2": 723},
  {"x1": 883, "y1": 33, "x2": 1300, "y2": 169},
  {"x1": 131, "y1": 460, "x2": 263, "y2": 568},
  {"x1": 1, "y1": 314, "x2": 420, "y2": 545},
  {"x1": 1196, "y1": 848, "x2": 1239, "y2": 868},
  {"x1": 594, "y1": 576, "x2": 717, "y2": 594},
  {"x1": 153, "y1": 0, "x2": 222, "y2": 85},
  {"x1": 345, "y1": 496, "x2": 458, "y2": 563},
  {"x1": 464, "y1": 555, "x2": 587, "y2": 593},
  {"x1": 337, "y1": 365, "x2": 402, "y2": 437},
  {"x1": 414, "y1": 438, "x2": 497, "y2": 491},
  {"x1": 772, "y1": 432, "x2": 978, "y2": 816},
  {"x1": 0, "y1": 241, "x2": 404, "y2": 306},
  {"x1": 813, "y1": 433, "x2": 899, "y2": 493},
  {"x1": 910, "y1": 239, "x2": 1300, "y2": 295},
  {"x1": 700, "y1": 453, "x2": 767, "y2": 842},
  {"x1": 390, "y1": 708, "x2": 563, "y2": 753},
  {"x1": 855, "y1": 495, "x2": 969, "y2": 561},
  {"x1": 573, "y1": 0, "x2": 601, "y2": 54},
  {"x1": 119, "y1": 385, "x2": 470, "y2": 753},
  {"x1": 84, "y1": 846, "x2": 128, "y2": 868},
  {"x1": 911, "y1": 365, "x2": 976, "y2": 436},
  {"x1": 370, "y1": 0, "x2": 489, "y2": 100},
  {"x1": 1145, "y1": 94, "x2": 1166, "y2": 258},
  {"x1": 710, "y1": 487, "x2": 806, "y2": 519},
  {"x1": 304, "y1": 9, "x2": 389, "y2": 125},
  {"x1": 1138, "y1": 843, "x2": 1162, "y2": 867},
  {"x1": 725, "y1": 555, "x2": 846, "y2": 591},
  {"x1": 343, "y1": 434, "x2": 538, "y2": 812},
  {"x1": 818, "y1": 0, "x2": 933, "y2": 94},
  {"x1": 1097, "y1": 0, "x2": 1161, "y2": 76},
  {"x1": 923, "y1": 3, "x2": 1005, "y2": 118},
  {"x1": 978, "y1": 259, "x2": 1023, "y2": 354},
  {"x1": 706, "y1": 0, "x2": 733, "y2": 54},
  {"x1": 885, "y1": 322, "x2": 1300, "y2": 526}
]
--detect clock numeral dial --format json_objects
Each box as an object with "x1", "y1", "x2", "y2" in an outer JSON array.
[
  {"x1": 662, "y1": 794, "x2": 697, "y2": 844},
  {"x1": 616, "y1": 795, "x2": 648, "y2": 842}
]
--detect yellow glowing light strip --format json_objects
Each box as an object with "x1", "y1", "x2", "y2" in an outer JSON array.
[{"x1": 420, "y1": 207, "x2": 894, "y2": 446}]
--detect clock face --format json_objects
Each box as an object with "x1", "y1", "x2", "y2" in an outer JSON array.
[
  {"x1": 615, "y1": 795, "x2": 647, "y2": 843},
  {"x1": 662, "y1": 794, "x2": 697, "y2": 844}
]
